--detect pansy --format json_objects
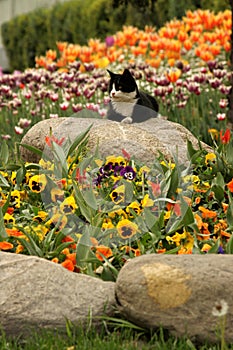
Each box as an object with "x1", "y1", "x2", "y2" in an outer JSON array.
[
  {"x1": 30, "y1": 224, "x2": 48, "y2": 242},
  {"x1": 4, "y1": 213, "x2": 15, "y2": 226},
  {"x1": 120, "y1": 245, "x2": 141, "y2": 257},
  {"x1": 10, "y1": 189, "x2": 22, "y2": 208},
  {"x1": 110, "y1": 185, "x2": 125, "y2": 204},
  {"x1": 201, "y1": 243, "x2": 212, "y2": 252},
  {"x1": 208, "y1": 128, "x2": 218, "y2": 140},
  {"x1": 60, "y1": 196, "x2": 78, "y2": 214},
  {"x1": 102, "y1": 218, "x2": 115, "y2": 230},
  {"x1": 125, "y1": 202, "x2": 142, "y2": 218},
  {"x1": 108, "y1": 208, "x2": 128, "y2": 219},
  {"x1": 205, "y1": 152, "x2": 216, "y2": 165},
  {"x1": 95, "y1": 245, "x2": 113, "y2": 261},
  {"x1": 116, "y1": 219, "x2": 138, "y2": 239},
  {"x1": 51, "y1": 187, "x2": 65, "y2": 202},
  {"x1": 0, "y1": 241, "x2": 14, "y2": 250},
  {"x1": 105, "y1": 156, "x2": 127, "y2": 168},
  {"x1": 198, "y1": 206, "x2": 217, "y2": 220},
  {"x1": 166, "y1": 231, "x2": 186, "y2": 246},
  {"x1": 61, "y1": 258, "x2": 75, "y2": 272},
  {"x1": 227, "y1": 178, "x2": 233, "y2": 192},
  {"x1": 120, "y1": 166, "x2": 136, "y2": 181},
  {"x1": 33, "y1": 211, "x2": 48, "y2": 223},
  {"x1": 141, "y1": 194, "x2": 154, "y2": 207},
  {"x1": 46, "y1": 212, "x2": 68, "y2": 230},
  {"x1": 5, "y1": 227, "x2": 23, "y2": 237},
  {"x1": 28, "y1": 174, "x2": 47, "y2": 193},
  {"x1": 39, "y1": 159, "x2": 54, "y2": 171}
]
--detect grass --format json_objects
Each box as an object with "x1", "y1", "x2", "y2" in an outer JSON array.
[{"x1": 1, "y1": 323, "x2": 233, "y2": 350}]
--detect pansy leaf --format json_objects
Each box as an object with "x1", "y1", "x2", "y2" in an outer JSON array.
[
  {"x1": 50, "y1": 242, "x2": 74, "y2": 257},
  {"x1": 164, "y1": 246, "x2": 181, "y2": 254},
  {"x1": 16, "y1": 234, "x2": 43, "y2": 257},
  {"x1": 211, "y1": 184, "x2": 224, "y2": 203}
]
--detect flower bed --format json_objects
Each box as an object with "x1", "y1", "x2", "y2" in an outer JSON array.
[
  {"x1": 1, "y1": 125, "x2": 233, "y2": 279},
  {"x1": 0, "y1": 9, "x2": 233, "y2": 279}
]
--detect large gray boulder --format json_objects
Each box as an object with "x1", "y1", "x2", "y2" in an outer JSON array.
[
  {"x1": 115, "y1": 254, "x2": 233, "y2": 344},
  {"x1": 20, "y1": 117, "x2": 211, "y2": 165},
  {"x1": 0, "y1": 252, "x2": 115, "y2": 337}
]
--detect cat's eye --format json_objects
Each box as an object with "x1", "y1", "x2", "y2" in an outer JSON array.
[{"x1": 118, "y1": 86, "x2": 122, "y2": 89}]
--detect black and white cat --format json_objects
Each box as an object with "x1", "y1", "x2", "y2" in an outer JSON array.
[{"x1": 106, "y1": 68, "x2": 159, "y2": 123}]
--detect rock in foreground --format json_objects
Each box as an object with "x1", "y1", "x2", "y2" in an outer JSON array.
[
  {"x1": 20, "y1": 117, "x2": 211, "y2": 165},
  {"x1": 115, "y1": 254, "x2": 233, "y2": 344},
  {"x1": 0, "y1": 252, "x2": 115, "y2": 336}
]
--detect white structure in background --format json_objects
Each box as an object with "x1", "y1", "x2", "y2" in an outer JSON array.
[{"x1": 0, "y1": 0, "x2": 69, "y2": 70}]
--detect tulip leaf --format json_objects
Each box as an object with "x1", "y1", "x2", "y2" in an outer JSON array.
[
  {"x1": 0, "y1": 140, "x2": 9, "y2": 165},
  {"x1": 0, "y1": 208, "x2": 7, "y2": 239}
]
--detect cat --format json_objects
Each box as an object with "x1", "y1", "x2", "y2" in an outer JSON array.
[{"x1": 106, "y1": 68, "x2": 159, "y2": 123}]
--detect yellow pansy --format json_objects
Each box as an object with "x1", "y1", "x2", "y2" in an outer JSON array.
[
  {"x1": 205, "y1": 153, "x2": 216, "y2": 166},
  {"x1": 141, "y1": 194, "x2": 154, "y2": 207},
  {"x1": 117, "y1": 219, "x2": 138, "y2": 239},
  {"x1": 28, "y1": 174, "x2": 47, "y2": 193},
  {"x1": 60, "y1": 196, "x2": 78, "y2": 214},
  {"x1": 110, "y1": 185, "x2": 125, "y2": 204}
]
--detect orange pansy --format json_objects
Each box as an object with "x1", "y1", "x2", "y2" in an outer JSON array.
[
  {"x1": 227, "y1": 179, "x2": 233, "y2": 192},
  {"x1": 95, "y1": 245, "x2": 113, "y2": 261},
  {"x1": 61, "y1": 259, "x2": 75, "y2": 272},
  {"x1": 0, "y1": 241, "x2": 14, "y2": 250},
  {"x1": 198, "y1": 206, "x2": 217, "y2": 220}
]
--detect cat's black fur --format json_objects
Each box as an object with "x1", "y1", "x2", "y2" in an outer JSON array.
[{"x1": 106, "y1": 69, "x2": 159, "y2": 123}]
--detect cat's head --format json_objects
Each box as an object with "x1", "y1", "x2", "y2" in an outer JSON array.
[{"x1": 107, "y1": 69, "x2": 139, "y2": 102}]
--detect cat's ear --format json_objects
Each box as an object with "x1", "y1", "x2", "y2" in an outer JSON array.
[
  {"x1": 107, "y1": 69, "x2": 115, "y2": 77},
  {"x1": 123, "y1": 69, "x2": 133, "y2": 77}
]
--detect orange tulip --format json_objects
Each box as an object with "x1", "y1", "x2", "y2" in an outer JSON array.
[{"x1": 166, "y1": 69, "x2": 181, "y2": 83}]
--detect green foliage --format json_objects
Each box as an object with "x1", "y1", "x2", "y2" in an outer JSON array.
[
  {"x1": 1, "y1": 0, "x2": 126, "y2": 71},
  {"x1": 154, "y1": 0, "x2": 195, "y2": 27},
  {"x1": 201, "y1": 0, "x2": 230, "y2": 12},
  {"x1": 2, "y1": 8, "x2": 50, "y2": 71}
]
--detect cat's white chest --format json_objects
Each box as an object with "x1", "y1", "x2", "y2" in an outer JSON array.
[{"x1": 112, "y1": 100, "x2": 138, "y2": 117}]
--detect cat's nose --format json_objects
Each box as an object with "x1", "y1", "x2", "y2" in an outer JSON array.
[{"x1": 111, "y1": 92, "x2": 115, "y2": 97}]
